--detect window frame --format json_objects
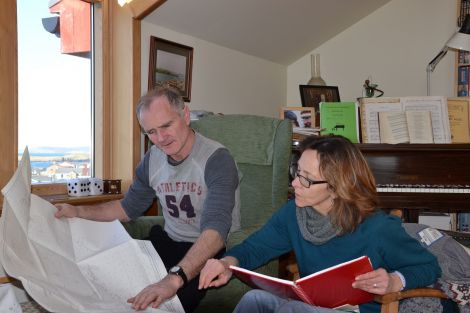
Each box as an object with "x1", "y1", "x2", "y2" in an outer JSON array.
[{"x1": 0, "y1": 0, "x2": 164, "y2": 210}]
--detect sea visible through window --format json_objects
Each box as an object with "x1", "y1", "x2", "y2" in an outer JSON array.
[{"x1": 17, "y1": 0, "x2": 93, "y2": 183}]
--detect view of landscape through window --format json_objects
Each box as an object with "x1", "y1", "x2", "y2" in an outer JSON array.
[{"x1": 18, "y1": 0, "x2": 93, "y2": 183}]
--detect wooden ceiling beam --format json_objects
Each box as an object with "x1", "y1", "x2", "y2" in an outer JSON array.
[{"x1": 127, "y1": 0, "x2": 166, "y2": 20}]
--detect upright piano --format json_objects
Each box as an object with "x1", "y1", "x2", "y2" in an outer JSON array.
[{"x1": 358, "y1": 144, "x2": 470, "y2": 222}]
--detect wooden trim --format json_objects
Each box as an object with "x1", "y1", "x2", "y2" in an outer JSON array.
[
  {"x1": 129, "y1": 0, "x2": 167, "y2": 170},
  {"x1": 102, "y1": 0, "x2": 112, "y2": 178},
  {"x1": 127, "y1": 0, "x2": 166, "y2": 20},
  {"x1": 132, "y1": 19, "x2": 142, "y2": 171},
  {"x1": 31, "y1": 183, "x2": 68, "y2": 196},
  {"x1": 0, "y1": 0, "x2": 18, "y2": 212}
]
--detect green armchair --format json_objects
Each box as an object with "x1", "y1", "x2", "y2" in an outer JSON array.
[{"x1": 123, "y1": 114, "x2": 292, "y2": 313}]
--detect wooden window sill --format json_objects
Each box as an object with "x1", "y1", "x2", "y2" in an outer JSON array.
[
  {"x1": 31, "y1": 182, "x2": 123, "y2": 205},
  {"x1": 41, "y1": 193, "x2": 123, "y2": 205}
]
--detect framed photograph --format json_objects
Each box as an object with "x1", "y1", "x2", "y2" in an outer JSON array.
[
  {"x1": 280, "y1": 107, "x2": 315, "y2": 128},
  {"x1": 148, "y1": 36, "x2": 194, "y2": 102},
  {"x1": 299, "y1": 85, "x2": 340, "y2": 110},
  {"x1": 299, "y1": 85, "x2": 340, "y2": 126}
]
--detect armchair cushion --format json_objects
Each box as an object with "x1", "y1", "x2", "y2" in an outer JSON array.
[{"x1": 191, "y1": 114, "x2": 280, "y2": 165}]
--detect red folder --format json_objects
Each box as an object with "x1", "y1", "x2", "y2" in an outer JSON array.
[{"x1": 230, "y1": 255, "x2": 374, "y2": 309}]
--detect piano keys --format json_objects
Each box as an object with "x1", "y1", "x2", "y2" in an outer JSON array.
[
  {"x1": 358, "y1": 143, "x2": 470, "y2": 222},
  {"x1": 376, "y1": 184, "x2": 470, "y2": 193}
]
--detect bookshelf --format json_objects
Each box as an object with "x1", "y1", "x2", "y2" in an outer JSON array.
[
  {"x1": 457, "y1": 51, "x2": 470, "y2": 96},
  {"x1": 456, "y1": 0, "x2": 470, "y2": 95}
]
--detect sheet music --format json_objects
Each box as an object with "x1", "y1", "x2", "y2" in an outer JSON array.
[
  {"x1": 405, "y1": 111, "x2": 434, "y2": 144},
  {"x1": 378, "y1": 111, "x2": 409, "y2": 144},
  {"x1": 0, "y1": 148, "x2": 184, "y2": 313},
  {"x1": 402, "y1": 97, "x2": 451, "y2": 143},
  {"x1": 360, "y1": 99, "x2": 401, "y2": 143},
  {"x1": 359, "y1": 97, "x2": 451, "y2": 143}
]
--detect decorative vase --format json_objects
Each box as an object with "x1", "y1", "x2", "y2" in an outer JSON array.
[{"x1": 307, "y1": 54, "x2": 326, "y2": 86}]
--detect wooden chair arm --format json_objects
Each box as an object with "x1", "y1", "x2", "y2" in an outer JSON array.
[
  {"x1": 375, "y1": 288, "x2": 448, "y2": 313},
  {"x1": 374, "y1": 287, "x2": 448, "y2": 304},
  {"x1": 285, "y1": 263, "x2": 300, "y2": 281},
  {"x1": 0, "y1": 276, "x2": 15, "y2": 284}
]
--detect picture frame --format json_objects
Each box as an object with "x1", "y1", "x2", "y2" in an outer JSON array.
[
  {"x1": 299, "y1": 85, "x2": 340, "y2": 110},
  {"x1": 148, "y1": 36, "x2": 194, "y2": 102},
  {"x1": 280, "y1": 107, "x2": 315, "y2": 128},
  {"x1": 299, "y1": 85, "x2": 340, "y2": 126}
]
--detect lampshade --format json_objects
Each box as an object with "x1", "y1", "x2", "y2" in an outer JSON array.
[
  {"x1": 446, "y1": 14, "x2": 470, "y2": 51},
  {"x1": 427, "y1": 14, "x2": 470, "y2": 96}
]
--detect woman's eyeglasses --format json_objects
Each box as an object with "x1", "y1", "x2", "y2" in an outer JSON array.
[{"x1": 290, "y1": 165, "x2": 328, "y2": 188}]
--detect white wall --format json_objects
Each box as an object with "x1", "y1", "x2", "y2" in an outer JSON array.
[
  {"x1": 141, "y1": 22, "x2": 286, "y2": 118},
  {"x1": 287, "y1": 0, "x2": 457, "y2": 105}
]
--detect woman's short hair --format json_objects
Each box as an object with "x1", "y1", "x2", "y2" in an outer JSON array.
[{"x1": 300, "y1": 135, "x2": 378, "y2": 233}]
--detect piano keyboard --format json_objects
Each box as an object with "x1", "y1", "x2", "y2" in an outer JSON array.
[{"x1": 376, "y1": 184, "x2": 470, "y2": 193}]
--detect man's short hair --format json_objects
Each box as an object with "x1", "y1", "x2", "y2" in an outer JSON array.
[{"x1": 136, "y1": 85, "x2": 185, "y2": 124}]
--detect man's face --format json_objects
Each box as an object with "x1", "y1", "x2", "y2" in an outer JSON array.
[{"x1": 140, "y1": 96, "x2": 192, "y2": 161}]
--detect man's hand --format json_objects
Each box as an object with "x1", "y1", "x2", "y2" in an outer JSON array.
[
  {"x1": 54, "y1": 203, "x2": 79, "y2": 219},
  {"x1": 127, "y1": 274, "x2": 183, "y2": 311},
  {"x1": 54, "y1": 200, "x2": 129, "y2": 222},
  {"x1": 199, "y1": 257, "x2": 235, "y2": 289}
]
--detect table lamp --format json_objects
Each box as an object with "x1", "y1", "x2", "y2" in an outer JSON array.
[{"x1": 427, "y1": 14, "x2": 470, "y2": 96}]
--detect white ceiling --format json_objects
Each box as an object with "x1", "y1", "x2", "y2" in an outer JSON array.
[{"x1": 144, "y1": 0, "x2": 392, "y2": 65}]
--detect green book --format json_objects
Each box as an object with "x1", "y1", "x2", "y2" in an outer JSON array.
[{"x1": 320, "y1": 102, "x2": 359, "y2": 143}]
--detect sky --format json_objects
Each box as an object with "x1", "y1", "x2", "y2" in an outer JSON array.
[{"x1": 17, "y1": 0, "x2": 91, "y2": 153}]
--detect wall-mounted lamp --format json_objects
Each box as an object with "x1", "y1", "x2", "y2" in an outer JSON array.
[
  {"x1": 118, "y1": 0, "x2": 133, "y2": 6},
  {"x1": 427, "y1": 14, "x2": 470, "y2": 96}
]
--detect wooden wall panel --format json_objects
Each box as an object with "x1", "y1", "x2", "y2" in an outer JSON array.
[{"x1": 0, "y1": 0, "x2": 18, "y2": 212}]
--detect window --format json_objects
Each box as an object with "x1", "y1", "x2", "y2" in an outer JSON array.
[{"x1": 17, "y1": 0, "x2": 95, "y2": 183}]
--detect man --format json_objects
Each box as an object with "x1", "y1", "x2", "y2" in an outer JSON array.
[{"x1": 55, "y1": 86, "x2": 240, "y2": 313}]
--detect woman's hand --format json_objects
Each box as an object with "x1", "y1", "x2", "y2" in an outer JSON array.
[
  {"x1": 198, "y1": 257, "x2": 236, "y2": 289},
  {"x1": 352, "y1": 268, "x2": 403, "y2": 295}
]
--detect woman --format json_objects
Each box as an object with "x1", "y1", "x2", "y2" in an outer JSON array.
[{"x1": 199, "y1": 135, "x2": 441, "y2": 313}]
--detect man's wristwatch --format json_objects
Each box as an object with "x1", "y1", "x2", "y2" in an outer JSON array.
[{"x1": 168, "y1": 265, "x2": 188, "y2": 287}]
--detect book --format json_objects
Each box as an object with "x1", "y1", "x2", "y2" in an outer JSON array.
[
  {"x1": 458, "y1": 213, "x2": 470, "y2": 232},
  {"x1": 378, "y1": 111, "x2": 433, "y2": 144},
  {"x1": 447, "y1": 97, "x2": 470, "y2": 143},
  {"x1": 293, "y1": 127, "x2": 323, "y2": 136},
  {"x1": 458, "y1": 66, "x2": 469, "y2": 97},
  {"x1": 358, "y1": 97, "x2": 402, "y2": 143},
  {"x1": 319, "y1": 102, "x2": 359, "y2": 143},
  {"x1": 230, "y1": 256, "x2": 374, "y2": 309},
  {"x1": 358, "y1": 97, "x2": 451, "y2": 143}
]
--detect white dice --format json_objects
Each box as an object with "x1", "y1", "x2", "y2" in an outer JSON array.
[
  {"x1": 67, "y1": 178, "x2": 90, "y2": 197},
  {"x1": 89, "y1": 177, "x2": 104, "y2": 196}
]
